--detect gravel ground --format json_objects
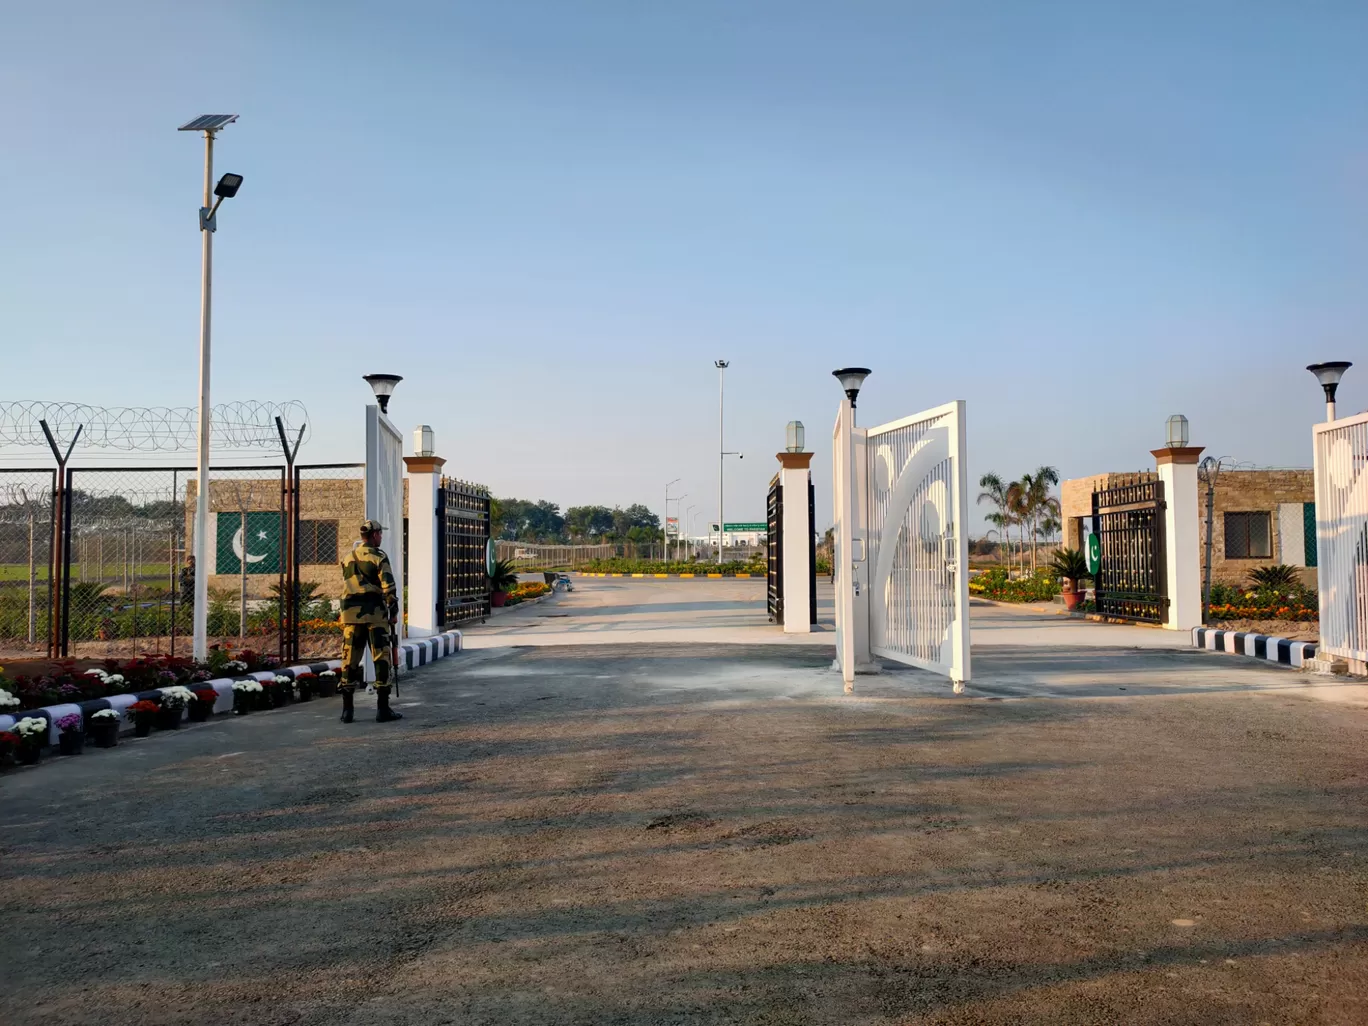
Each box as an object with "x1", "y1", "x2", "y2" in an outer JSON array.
[{"x1": 1, "y1": 641, "x2": 1365, "y2": 1025}]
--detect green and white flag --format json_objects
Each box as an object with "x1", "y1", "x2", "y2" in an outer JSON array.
[{"x1": 215, "y1": 511, "x2": 282, "y2": 575}]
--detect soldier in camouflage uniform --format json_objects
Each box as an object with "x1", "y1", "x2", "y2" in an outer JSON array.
[{"x1": 339, "y1": 519, "x2": 402, "y2": 723}]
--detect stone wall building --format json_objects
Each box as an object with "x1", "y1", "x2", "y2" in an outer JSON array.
[
  {"x1": 1060, "y1": 468, "x2": 1315, "y2": 586},
  {"x1": 186, "y1": 477, "x2": 407, "y2": 600}
]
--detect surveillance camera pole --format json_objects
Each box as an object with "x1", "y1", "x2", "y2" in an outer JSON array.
[{"x1": 192, "y1": 127, "x2": 217, "y2": 661}]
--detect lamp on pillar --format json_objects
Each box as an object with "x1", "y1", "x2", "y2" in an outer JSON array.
[
  {"x1": 785, "y1": 420, "x2": 805, "y2": 453},
  {"x1": 413, "y1": 424, "x2": 434, "y2": 457},
  {"x1": 1166, "y1": 414, "x2": 1189, "y2": 448},
  {"x1": 1307, "y1": 362, "x2": 1351, "y2": 422},
  {"x1": 363, "y1": 373, "x2": 403, "y2": 415},
  {"x1": 831, "y1": 367, "x2": 871, "y2": 409},
  {"x1": 403, "y1": 427, "x2": 446, "y2": 639}
]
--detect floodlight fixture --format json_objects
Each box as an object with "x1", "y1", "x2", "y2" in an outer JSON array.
[{"x1": 214, "y1": 173, "x2": 243, "y2": 198}]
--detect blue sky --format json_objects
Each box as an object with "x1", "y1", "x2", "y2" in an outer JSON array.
[{"x1": 3, "y1": 1, "x2": 1366, "y2": 531}]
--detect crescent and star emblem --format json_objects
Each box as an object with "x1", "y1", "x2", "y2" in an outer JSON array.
[{"x1": 232, "y1": 527, "x2": 269, "y2": 564}]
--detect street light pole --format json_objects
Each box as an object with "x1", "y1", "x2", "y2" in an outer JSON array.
[
  {"x1": 715, "y1": 360, "x2": 728, "y2": 564},
  {"x1": 1307, "y1": 362, "x2": 1352, "y2": 422},
  {"x1": 664, "y1": 478, "x2": 680, "y2": 562}
]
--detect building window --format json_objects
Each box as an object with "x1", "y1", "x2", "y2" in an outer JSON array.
[
  {"x1": 1225, "y1": 511, "x2": 1271, "y2": 559},
  {"x1": 298, "y1": 519, "x2": 339, "y2": 564}
]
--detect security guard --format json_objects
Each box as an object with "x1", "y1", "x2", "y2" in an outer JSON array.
[{"x1": 339, "y1": 519, "x2": 402, "y2": 723}]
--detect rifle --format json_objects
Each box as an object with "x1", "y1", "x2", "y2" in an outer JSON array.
[{"x1": 390, "y1": 622, "x2": 400, "y2": 695}]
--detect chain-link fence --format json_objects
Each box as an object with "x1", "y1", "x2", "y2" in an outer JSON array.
[
  {"x1": 64, "y1": 467, "x2": 190, "y2": 658},
  {"x1": 294, "y1": 464, "x2": 365, "y2": 659},
  {"x1": 190, "y1": 466, "x2": 288, "y2": 660},
  {"x1": 0, "y1": 469, "x2": 56, "y2": 658}
]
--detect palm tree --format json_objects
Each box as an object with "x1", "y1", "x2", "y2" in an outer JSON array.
[
  {"x1": 977, "y1": 474, "x2": 1013, "y2": 566},
  {"x1": 1019, "y1": 466, "x2": 1060, "y2": 573},
  {"x1": 1006, "y1": 479, "x2": 1030, "y2": 573}
]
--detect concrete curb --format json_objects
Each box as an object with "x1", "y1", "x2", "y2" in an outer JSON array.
[
  {"x1": 1192, "y1": 626, "x2": 1317, "y2": 668},
  {"x1": 577, "y1": 572, "x2": 760, "y2": 579},
  {"x1": 0, "y1": 629, "x2": 462, "y2": 744}
]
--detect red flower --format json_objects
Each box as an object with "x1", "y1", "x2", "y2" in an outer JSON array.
[
  {"x1": 0, "y1": 731, "x2": 18, "y2": 752},
  {"x1": 193, "y1": 689, "x2": 218, "y2": 705},
  {"x1": 128, "y1": 700, "x2": 160, "y2": 713}
]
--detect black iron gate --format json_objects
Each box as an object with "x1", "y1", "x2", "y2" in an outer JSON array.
[
  {"x1": 439, "y1": 477, "x2": 491, "y2": 627},
  {"x1": 1091, "y1": 476, "x2": 1167, "y2": 623},
  {"x1": 767, "y1": 474, "x2": 782, "y2": 623}
]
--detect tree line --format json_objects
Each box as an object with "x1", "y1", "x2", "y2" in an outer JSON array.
[
  {"x1": 977, "y1": 467, "x2": 1061, "y2": 573},
  {"x1": 491, "y1": 498, "x2": 662, "y2": 543}
]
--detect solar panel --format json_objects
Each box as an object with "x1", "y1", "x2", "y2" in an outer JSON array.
[{"x1": 177, "y1": 114, "x2": 239, "y2": 132}]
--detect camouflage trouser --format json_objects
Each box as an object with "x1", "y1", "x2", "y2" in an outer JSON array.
[{"x1": 340, "y1": 623, "x2": 393, "y2": 690}]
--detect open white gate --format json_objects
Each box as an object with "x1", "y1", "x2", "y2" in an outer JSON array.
[{"x1": 834, "y1": 398, "x2": 970, "y2": 691}]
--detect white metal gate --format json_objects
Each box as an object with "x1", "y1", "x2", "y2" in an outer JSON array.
[
  {"x1": 1312, "y1": 410, "x2": 1368, "y2": 665},
  {"x1": 833, "y1": 397, "x2": 970, "y2": 690},
  {"x1": 866, "y1": 401, "x2": 970, "y2": 683}
]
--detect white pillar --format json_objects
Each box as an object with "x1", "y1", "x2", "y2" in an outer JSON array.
[
  {"x1": 851, "y1": 425, "x2": 872, "y2": 665},
  {"x1": 777, "y1": 453, "x2": 814, "y2": 634},
  {"x1": 833, "y1": 400, "x2": 857, "y2": 688},
  {"x1": 402, "y1": 454, "x2": 445, "y2": 637},
  {"x1": 1153, "y1": 444, "x2": 1204, "y2": 630}
]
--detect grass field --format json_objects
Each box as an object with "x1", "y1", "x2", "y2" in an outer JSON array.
[{"x1": 0, "y1": 564, "x2": 174, "y2": 583}]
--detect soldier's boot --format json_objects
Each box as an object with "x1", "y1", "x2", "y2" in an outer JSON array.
[
  {"x1": 375, "y1": 688, "x2": 403, "y2": 723},
  {"x1": 340, "y1": 688, "x2": 355, "y2": 724}
]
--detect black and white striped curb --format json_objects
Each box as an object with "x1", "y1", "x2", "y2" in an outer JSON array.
[
  {"x1": 0, "y1": 629, "x2": 462, "y2": 744},
  {"x1": 1192, "y1": 626, "x2": 1317, "y2": 668}
]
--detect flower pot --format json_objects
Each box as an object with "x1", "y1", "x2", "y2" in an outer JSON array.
[
  {"x1": 133, "y1": 712, "x2": 156, "y2": 737},
  {"x1": 491, "y1": 591, "x2": 508, "y2": 608},
  {"x1": 316, "y1": 678, "x2": 337, "y2": 698},
  {"x1": 58, "y1": 731, "x2": 85, "y2": 756},
  {"x1": 297, "y1": 684, "x2": 314, "y2": 702},
  {"x1": 187, "y1": 701, "x2": 212, "y2": 722},
  {"x1": 90, "y1": 722, "x2": 119, "y2": 748},
  {"x1": 1062, "y1": 583, "x2": 1086, "y2": 611},
  {"x1": 233, "y1": 693, "x2": 252, "y2": 715},
  {"x1": 155, "y1": 706, "x2": 184, "y2": 730},
  {"x1": 18, "y1": 742, "x2": 41, "y2": 765}
]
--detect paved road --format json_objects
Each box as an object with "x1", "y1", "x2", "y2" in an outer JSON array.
[{"x1": 2, "y1": 580, "x2": 1366, "y2": 1024}]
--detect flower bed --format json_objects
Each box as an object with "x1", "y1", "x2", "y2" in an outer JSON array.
[
  {"x1": 578, "y1": 558, "x2": 766, "y2": 576},
  {"x1": 968, "y1": 568, "x2": 1061, "y2": 603},
  {"x1": 503, "y1": 582, "x2": 552, "y2": 606}
]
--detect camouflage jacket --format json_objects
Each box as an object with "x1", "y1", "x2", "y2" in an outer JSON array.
[{"x1": 340, "y1": 542, "x2": 398, "y2": 625}]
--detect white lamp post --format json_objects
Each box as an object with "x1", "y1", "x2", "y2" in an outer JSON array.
[
  {"x1": 1307, "y1": 362, "x2": 1352, "y2": 422},
  {"x1": 831, "y1": 367, "x2": 870, "y2": 689},
  {"x1": 179, "y1": 114, "x2": 243, "y2": 661}
]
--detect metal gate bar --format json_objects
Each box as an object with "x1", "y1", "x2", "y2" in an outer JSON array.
[
  {"x1": 766, "y1": 473, "x2": 783, "y2": 623},
  {"x1": 1091, "y1": 476, "x2": 1167, "y2": 623}
]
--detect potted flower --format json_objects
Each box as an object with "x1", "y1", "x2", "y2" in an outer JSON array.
[
  {"x1": 13, "y1": 716, "x2": 48, "y2": 763},
  {"x1": 1048, "y1": 547, "x2": 1092, "y2": 611},
  {"x1": 488, "y1": 558, "x2": 519, "y2": 608},
  {"x1": 188, "y1": 688, "x2": 219, "y2": 722},
  {"x1": 223, "y1": 659, "x2": 248, "y2": 675},
  {"x1": 55, "y1": 713, "x2": 85, "y2": 755},
  {"x1": 157, "y1": 686, "x2": 196, "y2": 729},
  {"x1": 295, "y1": 673, "x2": 317, "y2": 702},
  {"x1": 316, "y1": 670, "x2": 339, "y2": 698},
  {"x1": 272, "y1": 674, "x2": 295, "y2": 707},
  {"x1": 88, "y1": 708, "x2": 121, "y2": 747},
  {"x1": 232, "y1": 679, "x2": 263, "y2": 715},
  {"x1": 0, "y1": 686, "x2": 19, "y2": 714},
  {"x1": 128, "y1": 700, "x2": 160, "y2": 737},
  {"x1": 0, "y1": 730, "x2": 18, "y2": 767}
]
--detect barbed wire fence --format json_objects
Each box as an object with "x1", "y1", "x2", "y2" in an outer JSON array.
[{"x1": 0, "y1": 400, "x2": 309, "y2": 659}]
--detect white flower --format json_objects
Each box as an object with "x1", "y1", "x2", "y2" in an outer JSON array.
[
  {"x1": 160, "y1": 686, "x2": 197, "y2": 708},
  {"x1": 84, "y1": 668, "x2": 108, "y2": 678},
  {"x1": 14, "y1": 716, "x2": 47, "y2": 738},
  {"x1": 0, "y1": 688, "x2": 19, "y2": 708},
  {"x1": 319, "y1": 670, "x2": 338, "y2": 678},
  {"x1": 90, "y1": 708, "x2": 121, "y2": 721},
  {"x1": 104, "y1": 674, "x2": 125, "y2": 685},
  {"x1": 231, "y1": 680, "x2": 264, "y2": 693},
  {"x1": 224, "y1": 660, "x2": 248, "y2": 672},
  {"x1": 273, "y1": 674, "x2": 294, "y2": 684}
]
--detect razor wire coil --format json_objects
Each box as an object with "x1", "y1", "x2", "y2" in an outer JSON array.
[{"x1": 0, "y1": 401, "x2": 309, "y2": 452}]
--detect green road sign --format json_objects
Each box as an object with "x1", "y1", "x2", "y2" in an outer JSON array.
[
  {"x1": 710, "y1": 522, "x2": 767, "y2": 532},
  {"x1": 216, "y1": 511, "x2": 282, "y2": 575},
  {"x1": 1086, "y1": 533, "x2": 1101, "y2": 575}
]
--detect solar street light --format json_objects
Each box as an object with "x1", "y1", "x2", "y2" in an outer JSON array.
[
  {"x1": 178, "y1": 112, "x2": 239, "y2": 662},
  {"x1": 363, "y1": 374, "x2": 403, "y2": 415}
]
